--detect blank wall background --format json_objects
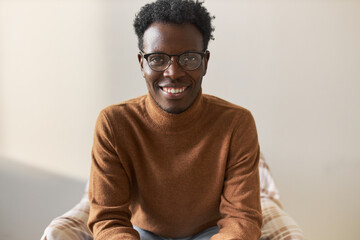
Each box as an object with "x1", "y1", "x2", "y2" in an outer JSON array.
[{"x1": 1, "y1": 0, "x2": 359, "y2": 239}]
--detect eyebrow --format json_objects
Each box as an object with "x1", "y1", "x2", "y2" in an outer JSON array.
[{"x1": 142, "y1": 50, "x2": 203, "y2": 55}]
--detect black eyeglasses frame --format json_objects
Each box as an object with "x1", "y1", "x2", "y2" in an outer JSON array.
[{"x1": 140, "y1": 50, "x2": 207, "y2": 72}]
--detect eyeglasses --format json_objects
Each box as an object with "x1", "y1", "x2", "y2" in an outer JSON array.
[{"x1": 140, "y1": 51, "x2": 206, "y2": 72}]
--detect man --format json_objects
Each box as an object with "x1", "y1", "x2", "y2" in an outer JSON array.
[{"x1": 88, "y1": 0, "x2": 262, "y2": 239}]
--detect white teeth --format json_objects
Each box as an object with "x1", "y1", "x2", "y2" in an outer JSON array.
[{"x1": 163, "y1": 87, "x2": 186, "y2": 94}]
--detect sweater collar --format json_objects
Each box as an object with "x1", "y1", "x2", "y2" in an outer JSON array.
[{"x1": 145, "y1": 89, "x2": 205, "y2": 130}]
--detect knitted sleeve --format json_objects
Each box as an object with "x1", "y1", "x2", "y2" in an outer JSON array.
[
  {"x1": 211, "y1": 111, "x2": 262, "y2": 240},
  {"x1": 88, "y1": 110, "x2": 140, "y2": 240}
]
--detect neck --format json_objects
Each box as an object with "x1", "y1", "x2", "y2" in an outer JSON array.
[{"x1": 145, "y1": 89, "x2": 206, "y2": 131}]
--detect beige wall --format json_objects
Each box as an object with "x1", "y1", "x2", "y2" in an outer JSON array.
[{"x1": 1, "y1": 0, "x2": 359, "y2": 239}]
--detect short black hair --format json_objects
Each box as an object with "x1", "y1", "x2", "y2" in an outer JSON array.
[{"x1": 133, "y1": 0, "x2": 215, "y2": 51}]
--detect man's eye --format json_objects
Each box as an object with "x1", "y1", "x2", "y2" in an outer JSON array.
[
  {"x1": 183, "y1": 56, "x2": 198, "y2": 62},
  {"x1": 149, "y1": 56, "x2": 164, "y2": 64}
]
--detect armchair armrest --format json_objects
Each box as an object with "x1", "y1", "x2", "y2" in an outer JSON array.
[
  {"x1": 259, "y1": 154, "x2": 305, "y2": 240},
  {"x1": 260, "y1": 198, "x2": 305, "y2": 240},
  {"x1": 41, "y1": 183, "x2": 92, "y2": 240}
]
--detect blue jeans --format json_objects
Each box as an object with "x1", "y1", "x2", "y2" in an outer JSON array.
[{"x1": 133, "y1": 226, "x2": 219, "y2": 240}]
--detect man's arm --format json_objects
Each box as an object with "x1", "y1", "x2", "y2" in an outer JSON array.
[
  {"x1": 88, "y1": 110, "x2": 139, "y2": 240},
  {"x1": 211, "y1": 112, "x2": 262, "y2": 240}
]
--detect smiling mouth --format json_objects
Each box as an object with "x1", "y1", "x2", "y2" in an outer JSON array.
[{"x1": 161, "y1": 87, "x2": 187, "y2": 94}]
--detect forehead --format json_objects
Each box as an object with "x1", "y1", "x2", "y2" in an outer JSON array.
[{"x1": 142, "y1": 22, "x2": 203, "y2": 53}]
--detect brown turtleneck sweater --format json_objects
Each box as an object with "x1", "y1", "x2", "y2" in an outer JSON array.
[{"x1": 88, "y1": 92, "x2": 262, "y2": 240}]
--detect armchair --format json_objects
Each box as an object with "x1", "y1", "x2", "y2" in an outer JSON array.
[{"x1": 41, "y1": 153, "x2": 305, "y2": 240}]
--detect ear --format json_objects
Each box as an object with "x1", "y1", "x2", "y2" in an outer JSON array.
[
  {"x1": 138, "y1": 53, "x2": 145, "y2": 77},
  {"x1": 202, "y1": 50, "x2": 210, "y2": 76}
]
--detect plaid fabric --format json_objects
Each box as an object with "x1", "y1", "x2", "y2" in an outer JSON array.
[
  {"x1": 260, "y1": 198, "x2": 305, "y2": 240},
  {"x1": 41, "y1": 189, "x2": 92, "y2": 240},
  {"x1": 258, "y1": 153, "x2": 305, "y2": 240},
  {"x1": 41, "y1": 154, "x2": 305, "y2": 240},
  {"x1": 259, "y1": 153, "x2": 281, "y2": 205}
]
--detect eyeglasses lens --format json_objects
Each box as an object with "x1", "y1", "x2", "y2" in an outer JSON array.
[{"x1": 179, "y1": 53, "x2": 202, "y2": 70}]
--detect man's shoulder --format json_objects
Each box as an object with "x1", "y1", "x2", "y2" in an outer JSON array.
[
  {"x1": 203, "y1": 94, "x2": 252, "y2": 116},
  {"x1": 203, "y1": 94, "x2": 256, "y2": 133},
  {"x1": 101, "y1": 95, "x2": 147, "y2": 117}
]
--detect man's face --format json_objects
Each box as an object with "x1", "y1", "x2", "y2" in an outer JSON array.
[{"x1": 138, "y1": 22, "x2": 210, "y2": 114}]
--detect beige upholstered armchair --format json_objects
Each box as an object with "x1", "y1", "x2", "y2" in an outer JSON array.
[{"x1": 41, "y1": 154, "x2": 305, "y2": 240}]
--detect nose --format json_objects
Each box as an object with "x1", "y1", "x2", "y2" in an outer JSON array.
[{"x1": 163, "y1": 56, "x2": 186, "y2": 79}]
